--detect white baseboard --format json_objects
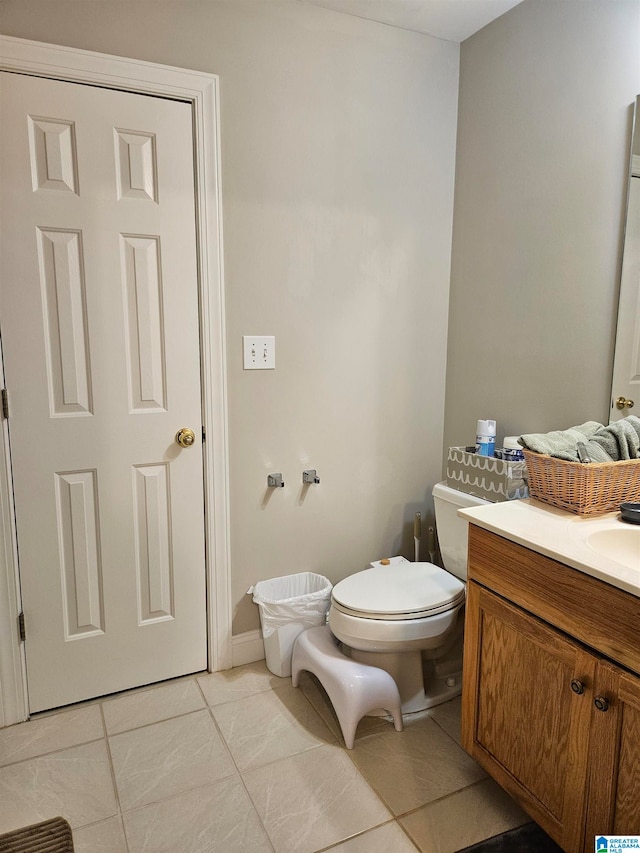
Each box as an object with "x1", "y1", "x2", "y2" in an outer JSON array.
[{"x1": 231, "y1": 629, "x2": 265, "y2": 667}]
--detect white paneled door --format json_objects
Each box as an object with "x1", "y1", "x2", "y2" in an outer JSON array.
[
  {"x1": 0, "y1": 72, "x2": 207, "y2": 712},
  {"x1": 610, "y1": 175, "x2": 640, "y2": 422}
]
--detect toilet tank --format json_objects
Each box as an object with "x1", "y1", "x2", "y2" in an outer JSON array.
[{"x1": 432, "y1": 481, "x2": 488, "y2": 581}]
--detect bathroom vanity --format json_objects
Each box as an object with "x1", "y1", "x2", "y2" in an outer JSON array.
[{"x1": 458, "y1": 500, "x2": 640, "y2": 853}]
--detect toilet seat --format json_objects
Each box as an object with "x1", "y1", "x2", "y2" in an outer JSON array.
[{"x1": 331, "y1": 562, "x2": 465, "y2": 621}]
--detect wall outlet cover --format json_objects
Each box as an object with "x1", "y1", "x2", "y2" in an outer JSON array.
[{"x1": 243, "y1": 336, "x2": 275, "y2": 369}]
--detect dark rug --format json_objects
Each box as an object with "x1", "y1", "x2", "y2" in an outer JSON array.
[
  {"x1": 0, "y1": 817, "x2": 74, "y2": 852},
  {"x1": 457, "y1": 822, "x2": 564, "y2": 852}
]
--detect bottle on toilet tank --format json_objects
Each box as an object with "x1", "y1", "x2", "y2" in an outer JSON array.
[
  {"x1": 501, "y1": 435, "x2": 524, "y2": 461},
  {"x1": 475, "y1": 420, "x2": 496, "y2": 457}
]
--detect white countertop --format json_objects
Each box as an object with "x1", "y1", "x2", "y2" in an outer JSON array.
[{"x1": 459, "y1": 498, "x2": 640, "y2": 598}]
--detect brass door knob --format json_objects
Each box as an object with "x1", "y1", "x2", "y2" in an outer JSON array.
[
  {"x1": 175, "y1": 428, "x2": 196, "y2": 448},
  {"x1": 616, "y1": 397, "x2": 635, "y2": 410}
]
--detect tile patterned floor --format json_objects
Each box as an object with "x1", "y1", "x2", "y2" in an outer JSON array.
[{"x1": 0, "y1": 662, "x2": 529, "y2": 852}]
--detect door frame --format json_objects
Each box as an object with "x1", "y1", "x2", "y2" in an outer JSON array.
[{"x1": 0, "y1": 34, "x2": 231, "y2": 726}]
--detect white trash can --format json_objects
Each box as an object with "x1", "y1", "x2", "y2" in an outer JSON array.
[{"x1": 251, "y1": 572, "x2": 332, "y2": 677}]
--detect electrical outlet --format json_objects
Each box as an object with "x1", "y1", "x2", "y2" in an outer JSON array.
[{"x1": 243, "y1": 336, "x2": 275, "y2": 370}]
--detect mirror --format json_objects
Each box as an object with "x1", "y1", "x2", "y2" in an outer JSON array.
[{"x1": 610, "y1": 95, "x2": 640, "y2": 422}]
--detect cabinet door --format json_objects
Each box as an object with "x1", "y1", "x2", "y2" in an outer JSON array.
[
  {"x1": 585, "y1": 662, "x2": 640, "y2": 842},
  {"x1": 462, "y1": 583, "x2": 595, "y2": 853}
]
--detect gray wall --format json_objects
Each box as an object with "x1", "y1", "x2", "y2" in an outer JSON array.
[
  {"x1": 444, "y1": 0, "x2": 640, "y2": 455},
  {"x1": 0, "y1": 0, "x2": 459, "y2": 635}
]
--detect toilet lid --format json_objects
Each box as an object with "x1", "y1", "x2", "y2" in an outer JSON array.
[{"x1": 331, "y1": 562, "x2": 465, "y2": 621}]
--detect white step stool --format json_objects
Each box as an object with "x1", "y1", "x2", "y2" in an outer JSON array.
[{"x1": 291, "y1": 625, "x2": 403, "y2": 749}]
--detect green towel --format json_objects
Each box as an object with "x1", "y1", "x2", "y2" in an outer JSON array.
[
  {"x1": 558, "y1": 441, "x2": 611, "y2": 463},
  {"x1": 589, "y1": 416, "x2": 640, "y2": 461},
  {"x1": 520, "y1": 417, "x2": 640, "y2": 463},
  {"x1": 518, "y1": 422, "x2": 604, "y2": 458}
]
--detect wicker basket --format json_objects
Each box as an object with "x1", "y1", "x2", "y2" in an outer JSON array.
[{"x1": 522, "y1": 449, "x2": 640, "y2": 515}]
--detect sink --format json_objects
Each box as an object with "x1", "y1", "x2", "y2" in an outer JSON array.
[
  {"x1": 566, "y1": 514, "x2": 640, "y2": 574},
  {"x1": 569, "y1": 514, "x2": 640, "y2": 574},
  {"x1": 584, "y1": 527, "x2": 640, "y2": 571}
]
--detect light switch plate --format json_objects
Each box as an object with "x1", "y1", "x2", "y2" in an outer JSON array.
[{"x1": 243, "y1": 336, "x2": 275, "y2": 370}]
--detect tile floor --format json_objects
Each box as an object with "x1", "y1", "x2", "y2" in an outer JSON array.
[{"x1": 0, "y1": 662, "x2": 529, "y2": 852}]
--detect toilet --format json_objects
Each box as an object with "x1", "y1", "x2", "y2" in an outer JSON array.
[{"x1": 328, "y1": 482, "x2": 487, "y2": 714}]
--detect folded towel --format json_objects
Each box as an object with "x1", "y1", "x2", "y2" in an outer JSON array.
[
  {"x1": 589, "y1": 416, "x2": 640, "y2": 461},
  {"x1": 520, "y1": 417, "x2": 640, "y2": 463},
  {"x1": 554, "y1": 442, "x2": 611, "y2": 463},
  {"x1": 518, "y1": 422, "x2": 604, "y2": 458}
]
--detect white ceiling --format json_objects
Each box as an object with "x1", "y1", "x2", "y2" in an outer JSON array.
[{"x1": 300, "y1": 0, "x2": 525, "y2": 42}]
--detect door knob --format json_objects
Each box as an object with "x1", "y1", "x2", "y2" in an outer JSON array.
[
  {"x1": 175, "y1": 428, "x2": 196, "y2": 448},
  {"x1": 616, "y1": 397, "x2": 635, "y2": 410},
  {"x1": 570, "y1": 679, "x2": 585, "y2": 695}
]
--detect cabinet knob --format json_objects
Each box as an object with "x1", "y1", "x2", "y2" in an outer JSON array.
[
  {"x1": 570, "y1": 679, "x2": 585, "y2": 695},
  {"x1": 594, "y1": 696, "x2": 609, "y2": 712}
]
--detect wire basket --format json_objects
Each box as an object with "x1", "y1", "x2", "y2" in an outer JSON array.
[{"x1": 522, "y1": 450, "x2": 640, "y2": 516}]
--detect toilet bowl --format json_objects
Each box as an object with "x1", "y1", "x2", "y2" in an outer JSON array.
[{"x1": 328, "y1": 482, "x2": 488, "y2": 714}]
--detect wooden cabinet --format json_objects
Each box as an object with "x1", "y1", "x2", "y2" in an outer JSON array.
[{"x1": 462, "y1": 525, "x2": 640, "y2": 853}]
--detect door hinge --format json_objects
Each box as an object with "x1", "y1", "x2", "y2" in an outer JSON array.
[
  {"x1": 18, "y1": 611, "x2": 25, "y2": 643},
  {"x1": 1, "y1": 389, "x2": 8, "y2": 420},
  {"x1": 202, "y1": 426, "x2": 206, "y2": 442}
]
